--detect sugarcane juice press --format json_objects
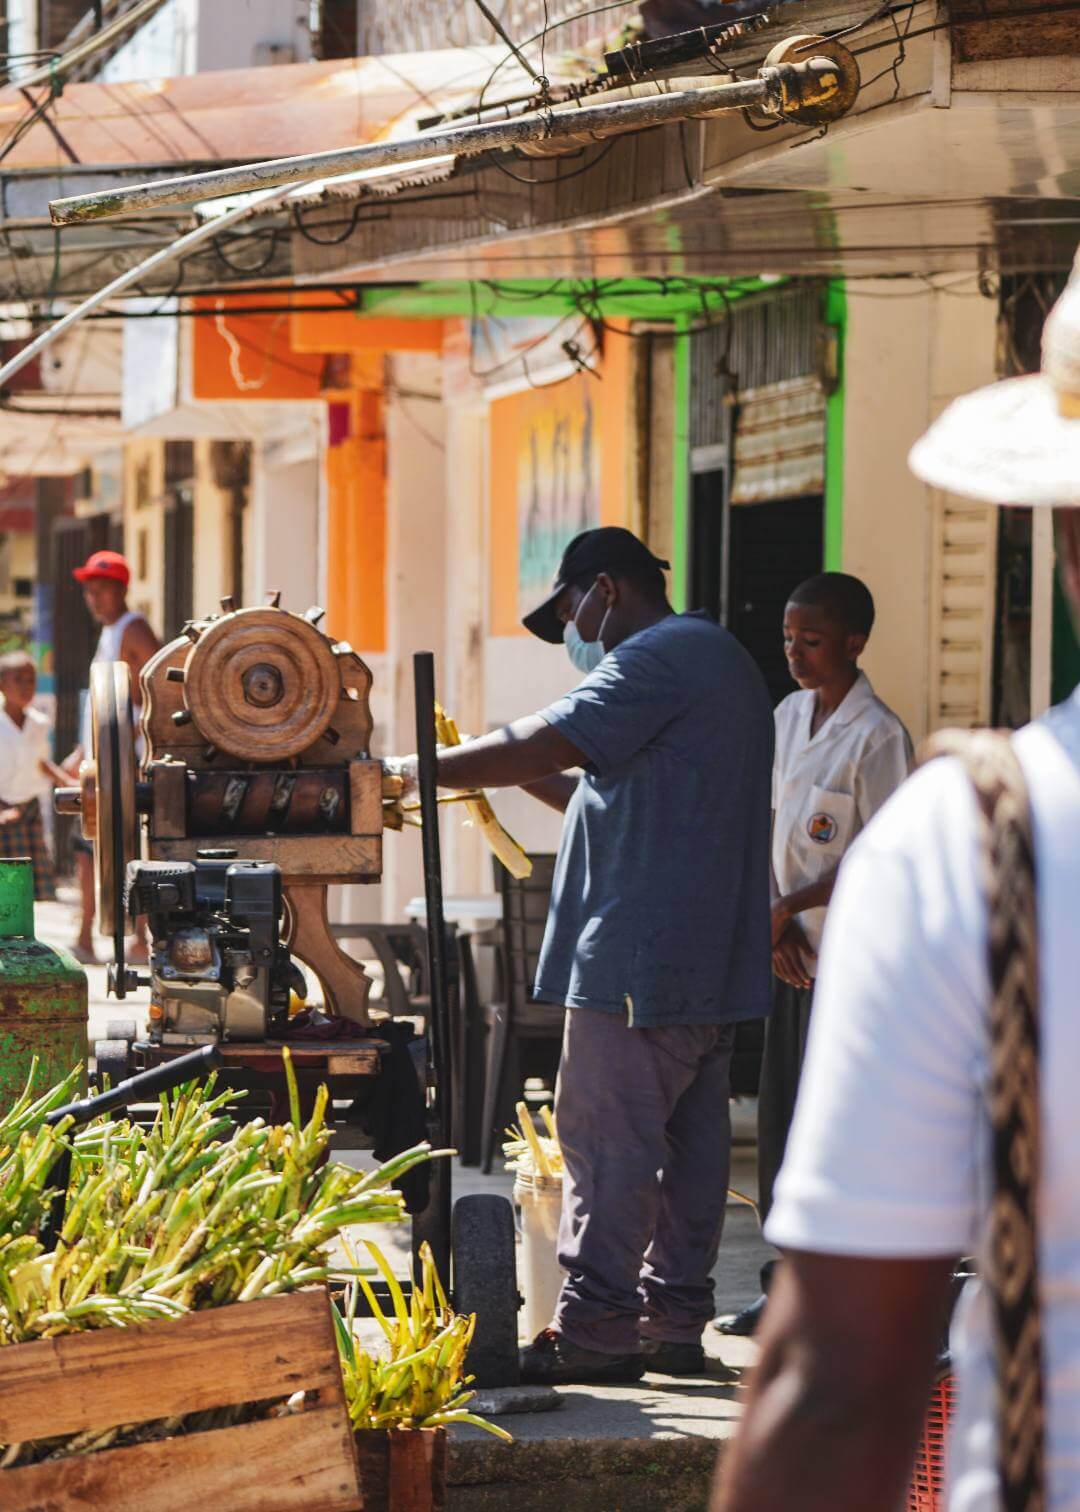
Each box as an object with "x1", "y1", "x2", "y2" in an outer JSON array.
[{"x1": 54, "y1": 601, "x2": 521, "y2": 1379}]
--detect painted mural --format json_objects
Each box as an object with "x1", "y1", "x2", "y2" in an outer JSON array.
[
  {"x1": 516, "y1": 382, "x2": 600, "y2": 623},
  {"x1": 488, "y1": 327, "x2": 629, "y2": 638}
]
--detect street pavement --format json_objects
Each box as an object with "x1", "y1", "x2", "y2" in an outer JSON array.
[{"x1": 34, "y1": 884, "x2": 769, "y2": 1508}]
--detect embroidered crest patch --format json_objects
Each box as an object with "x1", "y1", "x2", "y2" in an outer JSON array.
[{"x1": 807, "y1": 812, "x2": 838, "y2": 845}]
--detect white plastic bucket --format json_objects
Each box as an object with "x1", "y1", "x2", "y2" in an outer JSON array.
[{"x1": 514, "y1": 1171, "x2": 565, "y2": 1340}]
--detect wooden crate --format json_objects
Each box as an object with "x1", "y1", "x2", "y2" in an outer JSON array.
[{"x1": 0, "y1": 1288, "x2": 363, "y2": 1512}]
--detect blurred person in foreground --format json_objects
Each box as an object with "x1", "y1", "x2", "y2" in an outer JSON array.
[
  {"x1": 62, "y1": 550, "x2": 159, "y2": 962},
  {"x1": 712, "y1": 261, "x2": 1080, "y2": 1511}
]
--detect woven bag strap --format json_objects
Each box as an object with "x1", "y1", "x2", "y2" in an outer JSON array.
[{"x1": 922, "y1": 729, "x2": 1044, "y2": 1512}]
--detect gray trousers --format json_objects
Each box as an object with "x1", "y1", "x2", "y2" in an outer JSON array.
[
  {"x1": 757, "y1": 980, "x2": 814, "y2": 1227},
  {"x1": 552, "y1": 1007, "x2": 736, "y2": 1354}
]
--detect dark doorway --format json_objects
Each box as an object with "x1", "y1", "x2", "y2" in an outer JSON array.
[
  {"x1": 51, "y1": 512, "x2": 114, "y2": 872},
  {"x1": 162, "y1": 488, "x2": 194, "y2": 640},
  {"x1": 689, "y1": 467, "x2": 727, "y2": 624},
  {"x1": 691, "y1": 490, "x2": 824, "y2": 705},
  {"x1": 727, "y1": 495, "x2": 824, "y2": 704}
]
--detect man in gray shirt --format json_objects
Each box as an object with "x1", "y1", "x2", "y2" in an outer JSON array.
[{"x1": 406, "y1": 527, "x2": 773, "y2": 1383}]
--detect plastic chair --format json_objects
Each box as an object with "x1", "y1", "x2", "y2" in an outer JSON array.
[
  {"x1": 480, "y1": 854, "x2": 563, "y2": 1173},
  {"x1": 330, "y1": 921, "x2": 432, "y2": 1021},
  {"x1": 333, "y1": 920, "x2": 486, "y2": 1163},
  {"x1": 454, "y1": 931, "x2": 489, "y2": 1167}
]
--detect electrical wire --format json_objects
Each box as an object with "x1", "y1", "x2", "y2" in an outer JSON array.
[
  {"x1": 482, "y1": 135, "x2": 619, "y2": 184},
  {"x1": 474, "y1": 0, "x2": 640, "y2": 118},
  {"x1": 289, "y1": 188, "x2": 484, "y2": 244}
]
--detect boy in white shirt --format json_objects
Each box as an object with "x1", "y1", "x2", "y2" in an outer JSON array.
[
  {"x1": 0, "y1": 652, "x2": 60, "y2": 899},
  {"x1": 716, "y1": 572, "x2": 912, "y2": 1335}
]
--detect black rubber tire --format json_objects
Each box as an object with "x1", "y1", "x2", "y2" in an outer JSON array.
[
  {"x1": 452, "y1": 1193, "x2": 520, "y2": 1388},
  {"x1": 93, "y1": 1038, "x2": 131, "y2": 1090},
  {"x1": 105, "y1": 1018, "x2": 138, "y2": 1043}
]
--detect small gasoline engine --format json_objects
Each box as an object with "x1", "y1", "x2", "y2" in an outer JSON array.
[{"x1": 125, "y1": 856, "x2": 306, "y2": 1044}]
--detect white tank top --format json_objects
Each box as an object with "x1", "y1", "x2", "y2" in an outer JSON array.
[
  {"x1": 81, "y1": 610, "x2": 148, "y2": 757},
  {"x1": 92, "y1": 610, "x2": 143, "y2": 668}
]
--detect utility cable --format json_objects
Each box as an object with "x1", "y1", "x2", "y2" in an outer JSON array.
[{"x1": 470, "y1": 0, "x2": 546, "y2": 86}]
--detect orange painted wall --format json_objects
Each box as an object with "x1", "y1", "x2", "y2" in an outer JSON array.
[
  {"x1": 326, "y1": 389, "x2": 387, "y2": 656},
  {"x1": 290, "y1": 300, "x2": 443, "y2": 356},
  {"x1": 191, "y1": 294, "x2": 326, "y2": 400},
  {"x1": 490, "y1": 325, "x2": 630, "y2": 637}
]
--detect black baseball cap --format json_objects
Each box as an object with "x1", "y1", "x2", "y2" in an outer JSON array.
[{"x1": 522, "y1": 526, "x2": 671, "y2": 644}]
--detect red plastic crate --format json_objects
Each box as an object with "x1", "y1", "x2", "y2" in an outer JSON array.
[{"x1": 908, "y1": 1374, "x2": 955, "y2": 1512}]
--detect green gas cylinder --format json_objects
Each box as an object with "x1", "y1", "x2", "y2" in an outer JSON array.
[{"x1": 0, "y1": 859, "x2": 88, "y2": 1111}]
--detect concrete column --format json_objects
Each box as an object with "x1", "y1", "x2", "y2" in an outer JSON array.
[
  {"x1": 246, "y1": 421, "x2": 321, "y2": 615},
  {"x1": 842, "y1": 279, "x2": 997, "y2": 741},
  {"x1": 382, "y1": 352, "x2": 447, "y2": 921},
  {"x1": 441, "y1": 399, "x2": 488, "y2": 896}
]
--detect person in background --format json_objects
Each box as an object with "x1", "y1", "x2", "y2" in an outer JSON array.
[
  {"x1": 716, "y1": 572, "x2": 912, "y2": 1337},
  {"x1": 711, "y1": 263, "x2": 1080, "y2": 1512},
  {"x1": 62, "y1": 550, "x2": 159, "y2": 963},
  {"x1": 0, "y1": 651, "x2": 61, "y2": 899},
  {"x1": 388, "y1": 526, "x2": 774, "y2": 1384}
]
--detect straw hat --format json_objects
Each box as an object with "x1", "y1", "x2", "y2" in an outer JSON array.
[{"x1": 909, "y1": 257, "x2": 1080, "y2": 507}]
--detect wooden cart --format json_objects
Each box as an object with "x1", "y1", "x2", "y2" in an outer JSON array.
[{"x1": 0, "y1": 1290, "x2": 362, "y2": 1512}]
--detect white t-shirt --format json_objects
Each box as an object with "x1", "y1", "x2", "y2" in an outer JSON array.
[
  {"x1": 772, "y1": 670, "x2": 913, "y2": 957},
  {"x1": 79, "y1": 609, "x2": 148, "y2": 758},
  {"x1": 766, "y1": 686, "x2": 1080, "y2": 1510},
  {"x1": 0, "y1": 705, "x2": 51, "y2": 805}
]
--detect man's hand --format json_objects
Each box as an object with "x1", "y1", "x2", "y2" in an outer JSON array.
[
  {"x1": 0, "y1": 806, "x2": 21, "y2": 826},
  {"x1": 773, "y1": 918, "x2": 815, "y2": 990},
  {"x1": 382, "y1": 755, "x2": 419, "y2": 804}
]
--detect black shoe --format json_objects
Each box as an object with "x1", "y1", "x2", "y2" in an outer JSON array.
[
  {"x1": 519, "y1": 1328, "x2": 646, "y2": 1386},
  {"x1": 713, "y1": 1293, "x2": 767, "y2": 1336},
  {"x1": 640, "y1": 1338, "x2": 706, "y2": 1375}
]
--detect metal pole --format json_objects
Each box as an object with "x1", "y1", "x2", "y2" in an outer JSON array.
[
  {"x1": 414, "y1": 652, "x2": 452, "y2": 1151},
  {"x1": 413, "y1": 651, "x2": 453, "y2": 1284},
  {"x1": 10, "y1": 0, "x2": 170, "y2": 94},
  {"x1": 50, "y1": 70, "x2": 786, "y2": 225},
  {"x1": 0, "y1": 182, "x2": 294, "y2": 394}
]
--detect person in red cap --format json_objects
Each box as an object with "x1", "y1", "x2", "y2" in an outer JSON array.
[{"x1": 62, "y1": 550, "x2": 159, "y2": 961}]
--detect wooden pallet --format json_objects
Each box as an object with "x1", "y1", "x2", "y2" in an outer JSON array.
[{"x1": 0, "y1": 1289, "x2": 363, "y2": 1512}]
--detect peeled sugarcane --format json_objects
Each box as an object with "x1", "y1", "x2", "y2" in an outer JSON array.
[
  {"x1": 503, "y1": 1103, "x2": 563, "y2": 1180},
  {"x1": 0, "y1": 1049, "x2": 438, "y2": 1348},
  {"x1": 334, "y1": 1238, "x2": 510, "y2": 1441},
  {"x1": 432, "y1": 705, "x2": 532, "y2": 879}
]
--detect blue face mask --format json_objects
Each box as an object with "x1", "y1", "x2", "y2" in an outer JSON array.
[
  {"x1": 564, "y1": 619, "x2": 606, "y2": 676},
  {"x1": 563, "y1": 583, "x2": 609, "y2": 675}
]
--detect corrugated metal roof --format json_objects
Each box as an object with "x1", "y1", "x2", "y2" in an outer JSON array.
[{"x1": 0, "y1": 46, "x2": 577, "y2": 173}]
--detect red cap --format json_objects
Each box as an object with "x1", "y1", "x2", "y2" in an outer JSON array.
[{"x1": 73, "y1": 549, "x2": 130, "y2": 586}]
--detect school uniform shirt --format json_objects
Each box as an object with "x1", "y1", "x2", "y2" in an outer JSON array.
[
  {"x1": 766, "y1": 686, "x2": 1080, "y2": 1510},
  {"x1": 534, "y1": 611, "x2": 774, "y2": 1028},
  {"x1": 0, "y1": 705, "x2": 51, "y2": 804},
  {"x1": 772, "y1": 669, "x2": 913, "y2": 962}
]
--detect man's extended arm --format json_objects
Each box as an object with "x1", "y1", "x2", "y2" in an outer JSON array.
[
  {"x1": 436, "y1": 715, "x2": 585, "y2": 792},
  {"x1": 521, "y1": 773, "x2": 579, "y2": 813},
  {"x1": 710, "y1": 1251, "x2": 954, "y2": 1512}
]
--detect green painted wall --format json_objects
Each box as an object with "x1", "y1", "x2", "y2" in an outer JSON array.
[
  {"x1": 671, "y1": 315, "x2": 692, "y2": 611},
  {"x1": 824, "y1": 280, "x2": 847, "y2": 572},
  {"x1": 355, "y1": 276, "x2": 775, "y2": 322}
]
